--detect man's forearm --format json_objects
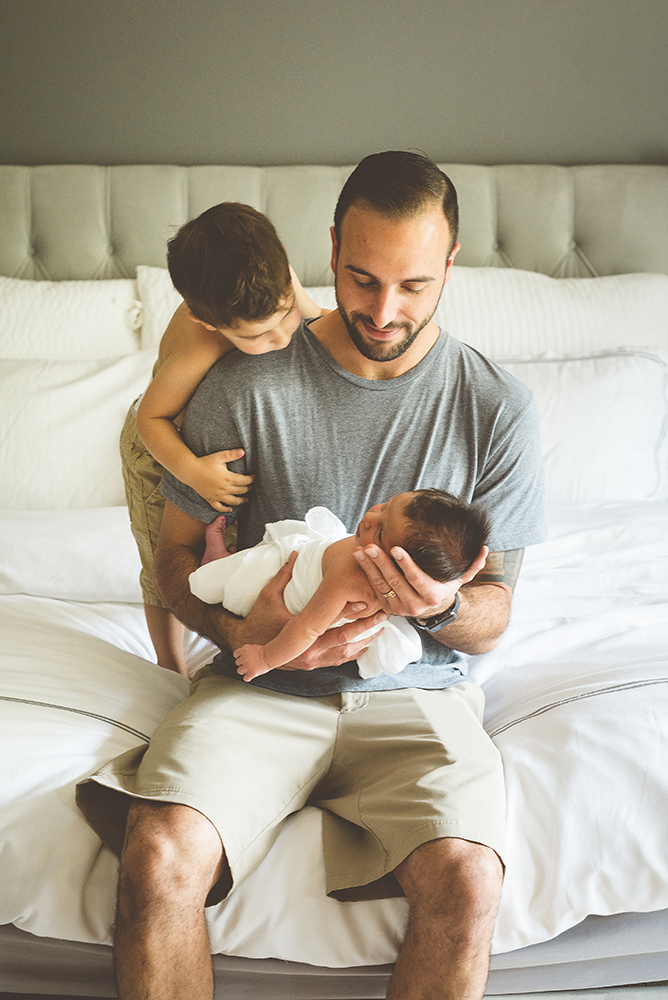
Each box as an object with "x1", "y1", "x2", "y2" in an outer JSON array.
[
  {"x1": 429, "y1": 548, "x2": 524, "y2": 655},
  {"x1": 154, "y1": 538, "x2": 243, "y2": 652},
  {"x1": 430, "y1": 582, "x2": 511, "y2": 656}
]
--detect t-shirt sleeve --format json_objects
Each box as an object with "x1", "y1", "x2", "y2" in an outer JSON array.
[
  {"x1": 160, "y1": 468, "x2": 219, "y2": 524},
  {"x1": 474, "y1": 390, "x2": 548, "y2": 553},
  {"x1": 159, "y1": 366, "x2": 245, "y2": 525}
]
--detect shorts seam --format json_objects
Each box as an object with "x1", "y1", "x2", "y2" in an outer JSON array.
[
  {"x1": 333, "y1": 703, "x2": 392, "y2": 863},
  {"x1": 329, "y1": 756, "x2": 390, "y2": 864}
]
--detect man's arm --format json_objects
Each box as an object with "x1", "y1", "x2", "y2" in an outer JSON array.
[
  {"x1": 352, "y1": 545, "x2": 524, "y2": 656},
  {"x1": 154, "y1": 500, "x2": 387, "y2": 668},
  {"x1": 431, "y1": 549, "x2": 524, "y2": 655}
]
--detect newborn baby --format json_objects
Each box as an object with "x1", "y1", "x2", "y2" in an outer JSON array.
[{"x1": 189, "y1": 488, "x2": 490, "y2": 681}]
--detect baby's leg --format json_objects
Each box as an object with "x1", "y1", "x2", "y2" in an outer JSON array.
[
  {"x1": 201, "y1": 515, "x2": 231, "y2": 565},
  {"x1": 233, "y1": 644, "x2": 274, "y2": 681}
]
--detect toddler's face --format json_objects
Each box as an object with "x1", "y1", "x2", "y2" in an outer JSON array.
[
  {"x1": 221, "y1": 291, "x2": 302, "y2": 355},
  {"x1": 354, "y1": 492, "x2": 414, "y2": 556}
]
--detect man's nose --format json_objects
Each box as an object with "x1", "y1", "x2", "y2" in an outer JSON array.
[{"x1": 369, "y1": 289, "x2": 399, "y2": 329}]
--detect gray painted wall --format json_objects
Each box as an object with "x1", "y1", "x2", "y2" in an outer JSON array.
[{"x1": 1, "y1": 0, "x2": 665, "y2": 166}]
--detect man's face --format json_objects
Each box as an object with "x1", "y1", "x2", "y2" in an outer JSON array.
[{"x1": 331, "y1": 201, "x2": 459, "y2": 364}]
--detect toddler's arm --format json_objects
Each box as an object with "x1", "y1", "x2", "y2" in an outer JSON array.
[
  {"x1": 290, "y1": 266, "x2": 331, "y2": 319},
  {"x1": 136, "y1": 304, "x2": 254, "y2": 512}
]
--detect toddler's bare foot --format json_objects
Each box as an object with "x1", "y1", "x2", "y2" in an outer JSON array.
[{"x1": 201, "y1": 515, "x2": 230, "y2": 565}]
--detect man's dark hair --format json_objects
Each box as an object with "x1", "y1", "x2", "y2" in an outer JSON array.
[
  {"x1": 333, "y1": 151, "x2": 459, "y2": 253},
  {"x1": 167, "y1": 203, "x2": 292, "y2": 329},
  {"x1": 402, "y1": 489, "x2": 490, "y2": 582}
]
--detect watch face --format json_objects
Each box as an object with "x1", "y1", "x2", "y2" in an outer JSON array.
[
  {"x1": 427, "y1": 609, "x2": 456, "y2": 631},
  {"x1": 419, "y1": 593, "x2": 460, "y2": 632}
]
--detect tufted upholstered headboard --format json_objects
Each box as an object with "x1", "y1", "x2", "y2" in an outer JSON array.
[{"x1": 1, "y1": 164, "x2": 668, "y2": 285}]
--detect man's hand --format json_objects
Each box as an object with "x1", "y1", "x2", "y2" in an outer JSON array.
[
  {"x1": 353, "y1": 543, "x2": 488, "y2": 619},
  {"x1": 228, "y1": 551, "x2": 388, "y2": 674},
  {"x1": 352, "y1": 543, "x2": 524, "y2": 656}
]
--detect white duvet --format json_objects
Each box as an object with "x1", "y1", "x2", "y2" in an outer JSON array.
[{"x1": 1, "y1": 501, "x2": 668, "y2": 967}]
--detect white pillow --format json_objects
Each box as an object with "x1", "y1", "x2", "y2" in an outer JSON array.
[
  {"x1": 0, "y1": 351, "x2": 155, "y2": 510},
  {"x1": 306, "y1": 272, "x2": 668, "y2": 360},
  {"x1": 0, "y1": 276, "x2": 141, "y2": 359},
  {"x1": 135, "y1": 265, "x2": 183, "y2": 350},
  {"x1": 302, "y1": 286, "x2": 337, "y2": 314},
  {"x1": 433, "y1": 268, "x2": 668, "y2": 358},
  {"x1": 499, "y1": 350, "x2": 668, "y2": 503},
  {"x1": 0, "y1": 508, "x2": 142, "y2": 602}
]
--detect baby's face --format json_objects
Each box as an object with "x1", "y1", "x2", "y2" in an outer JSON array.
[{"x1": 354, "y1": 492, "x2": 414, "y2": 555}]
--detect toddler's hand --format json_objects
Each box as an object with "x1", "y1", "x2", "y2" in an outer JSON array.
[
  {"x1": 186, "y1": 449, "x2": 254, "y2": 513},
  {"x1": 234, "y1": 644, "x2": 273, "y2": 682}
]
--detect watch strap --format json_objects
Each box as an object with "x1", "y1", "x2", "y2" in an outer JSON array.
[{"x1": 411, "y1": 591, "x2": 460, "y2": 634}]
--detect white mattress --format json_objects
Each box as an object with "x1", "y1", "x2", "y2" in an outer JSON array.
[{"x1": 1, "y1": 500, "x2": 668, "y2": 994}]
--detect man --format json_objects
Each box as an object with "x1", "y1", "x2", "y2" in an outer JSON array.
[{"x1": 78, "y1": 151, "x2": 546, "y2": 1000}]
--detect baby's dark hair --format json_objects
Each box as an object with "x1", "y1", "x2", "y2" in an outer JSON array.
[
  {"x1": 167, "y1": 202, "x2": 292, "y2": 329},
  {"x1": 402, "y1": 489, "x2": 491, "y2": 582}
]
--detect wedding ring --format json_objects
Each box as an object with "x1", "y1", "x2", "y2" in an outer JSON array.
[{"x1": 381, "y1": 589, "x2": 396, "y2": 600}]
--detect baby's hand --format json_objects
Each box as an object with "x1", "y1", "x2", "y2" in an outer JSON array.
[
  {"x1": 234, "y1": 644, "x2": 274, "y2": 682},
  {"x1": 185, "y1": 449, "x2": 255, "y2": 513}
]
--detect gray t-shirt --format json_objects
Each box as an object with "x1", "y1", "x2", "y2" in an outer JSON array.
[{"x1": 162, "y1": 322, "x2": 547, "y2": 695}]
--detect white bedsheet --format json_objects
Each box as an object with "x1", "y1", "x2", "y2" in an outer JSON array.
[{"x1": 1, "y1": 501, "x2": 667, "y2": 967}]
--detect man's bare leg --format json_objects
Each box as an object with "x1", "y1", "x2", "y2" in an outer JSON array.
[
  {"x1": 114, "y1": 800, "x2": 226, "y2": 1000},
  {"x1": 387, "y1": 838, "x2": 503, "y2": 1000}
]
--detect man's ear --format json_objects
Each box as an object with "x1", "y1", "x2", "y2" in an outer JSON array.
[
  {"x1": 330, "y1": 225, "x2": 338, "y2": 276},
  {"x1": 443, "y1": 242, "x2": 461, "y2": 286}
]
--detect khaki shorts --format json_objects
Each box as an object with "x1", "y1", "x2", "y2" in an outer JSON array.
[
  {"x1": 76, "y1": 669, "x2": 506, "y2": 905},
  {"x1": 120, "y1": 402, "x2": 168, "y2": 608}
]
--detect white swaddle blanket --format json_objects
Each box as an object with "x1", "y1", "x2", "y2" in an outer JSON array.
[{"x1": 189, "y1": 506, "x2": 422, "y2": 679}]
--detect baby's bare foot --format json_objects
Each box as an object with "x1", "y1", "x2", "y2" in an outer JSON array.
[{"x1": 201, "y1": 515, "x2": 230, "y2": 565}]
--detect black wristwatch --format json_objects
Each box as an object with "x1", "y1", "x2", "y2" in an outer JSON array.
[{"x1": 411, "y1": 592, "x2": 460, "y2": 634}]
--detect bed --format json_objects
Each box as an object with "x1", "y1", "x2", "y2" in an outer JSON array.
[{"x1": 0, "y1": 162, "x2": 667, "y2": 1000}]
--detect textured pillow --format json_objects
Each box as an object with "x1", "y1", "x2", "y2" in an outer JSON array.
[
  {"x1": 0, "y1": 276, "x2": 140, "y2": 359},
  {"x1": 499, "y1": 350, "x2": 668, "y2": 502},
  {"x1": 135, "y1": 265, "x2": 183, "y2": 350},
  {"x1": 0, "y1": 351, "x2": 155, "y2": 509},
  {"x1": 306, "y1": 271, "x2": 668, "y2": 358},
  {"x1": 432, "y1": 268, "x2": 668, "y2": 358},
  {"x1": 303, "y1": 282, "x2": 668, "y2": 503}
]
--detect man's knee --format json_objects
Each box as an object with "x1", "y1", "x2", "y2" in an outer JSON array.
[
  {"x1": 119, "y1": 800, "x2": 225, "y2": 907},
  {"x1": 395, "y1": 837, "x2": 503, "y2": 922}
]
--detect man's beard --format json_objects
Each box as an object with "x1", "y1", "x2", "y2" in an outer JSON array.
[{"x1": 336, "y1": 301, "x2": 437, "y2": 363}]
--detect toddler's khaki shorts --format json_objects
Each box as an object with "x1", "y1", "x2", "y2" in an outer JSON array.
[
  {"x1": 77, "y1": 669, "x2": 506, "y2": 904},
  {"x1": 119, "y1": 402, "x2": 167, "y2": 608}
]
